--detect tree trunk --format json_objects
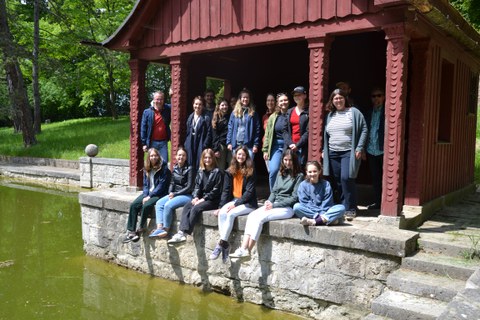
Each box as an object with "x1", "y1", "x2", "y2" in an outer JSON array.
[
  {"x1": 106, "y1": 59, "x2": 118, "y2": 119},
  {"x1": 0, "y1": 0, "x2": 37, "y2": 146},
  {"x1": 33, "y1": 0, "x2": 42, "y2": 133}
]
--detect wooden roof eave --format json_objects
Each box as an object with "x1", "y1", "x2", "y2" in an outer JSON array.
[
  {"x1": 413, "y1": 0, "x2": 480, "y2": 59},
  {"x1": 102, "y1": 0, "x2": 159, "y2": 52}
]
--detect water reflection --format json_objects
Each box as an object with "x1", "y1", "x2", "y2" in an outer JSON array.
[{"x1": 0, "y1": 181, "x2": 301, "y2": 320}]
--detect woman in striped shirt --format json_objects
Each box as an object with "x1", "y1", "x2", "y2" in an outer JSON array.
[{"x1": 323, "y1": 89, "x2": 367, "y2": 221}]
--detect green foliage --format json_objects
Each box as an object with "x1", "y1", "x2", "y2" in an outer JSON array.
[
  {"x1": 0, "y1": 0, "x2": 135, "y2": 124},
  {"x1": 146, "y1": 63, "x2": 172, "y2": 102},
  {"x1": 0, "y1": 117, "x2": 130, "y2": 159},
  {"x1": 450, "y1": 0, "x2": 480, "y2": 31},
  {"x1": 206, "y1": 77, "x2": 226, "y2": 104}
]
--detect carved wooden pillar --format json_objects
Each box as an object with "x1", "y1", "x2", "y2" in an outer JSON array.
[
  {"x1": 382, "y1": 24, "x2": 410, "y2": 216},
  {"x1": 169, "y1": 56, "x2": 189, "y2": 169},
  {"x1": 128, "y1": 58, "x2": 147, "y2": 187},
  {"x1": 404, "y1": 38, "x2": 431, "y2": 206},
  {"x1": 307, "y1": 37, "x2": 332, "y2": 161}
]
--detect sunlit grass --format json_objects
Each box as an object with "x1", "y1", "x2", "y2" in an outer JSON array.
[{"x1": 0, "y1": 117, "x2": 130, "y2": 160}]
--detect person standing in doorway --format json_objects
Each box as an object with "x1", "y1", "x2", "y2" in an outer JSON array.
[
  {"x1": 204, "y1": 89, "x2": 216, "y2": 118},
  {"x1": 263, "y1": 93, "x2": 289, "y2": 190},
  {"x1": 323, "y1": 89, "x2": 367, "y2": 221},
  {"x1": 262, "y1": 93, "x2": 276, "y2": 172},
  {"x1": 365, "y1": 87, "x2": 385, "y2": 210},
  {"x1": 227, "y1": 88, "x2": 261, "y2": 160},
  {"x1": 212, "y1": 99, "x2": 231, "y2": 170},
  {"x1": 284, "y1": 86, "x2": 309, "y2": 166},
  {"x1": 336, "y1": 81, "x2": 356, "y2": 107},
  {"x1": 141, "y1": 91, "x2": 171, "y2": 162},
  {"x1": 184, "y1": 96, "x2": 212, "y2": 173}
]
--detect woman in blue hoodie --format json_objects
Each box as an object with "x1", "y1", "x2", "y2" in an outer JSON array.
[
  {"x1": 227, "y1": 88, "x2": 261, "y2": 160},
  {"x1": 123, "y1": 148, "x2": 171, "y2": 243},
  {"x1": 294, "y1": 160, "x2": 345, "y2": 226}
]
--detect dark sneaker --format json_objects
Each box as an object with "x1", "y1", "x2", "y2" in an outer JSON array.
[
  {"x1": 123, "y1": 231, "x2": 139, "y2": 243},
  {"x1": 345, "y1": 210, "x2": 357, "y2": 221},
  {"x1": 209, "y1": 244, "x2": 222, "y2": 260},
  {"x1": 221, "y1": 244, "x2": 230, "y2": 264}
]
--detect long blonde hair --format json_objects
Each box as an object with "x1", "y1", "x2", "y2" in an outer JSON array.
[{"x1": 232, "y1": 88, "x2": 256, "y2": 118}]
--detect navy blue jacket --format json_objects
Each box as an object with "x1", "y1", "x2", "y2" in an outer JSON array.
[
  {"x1": 226, "y1": 110, "x2": 261, "y2": 149},
  {"x1": 140, "y1": 104, "x2": 171, "y2": 148},
  {"x1": 142, "y1": 161, "x2": 171, "y2": 198}
]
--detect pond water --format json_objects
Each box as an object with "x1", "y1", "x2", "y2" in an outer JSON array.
[{"x1": 0, "y1": 180, "x2": 303, "y2": 320}]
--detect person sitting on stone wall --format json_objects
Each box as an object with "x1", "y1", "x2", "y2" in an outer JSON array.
[
  {"x1": 149, "y1": 146, "x2": 194, "y2": 239},
  {"x1": 229, "y1": 149, "x2": 303, "y2": 259},
  {"x1": 168, "y1": 148, "x2": 223, "y2": 244},
  {"x1": 123, "y1": 148, "x2": 171, "y2": 243},
  {"x1": 293, "y1": 160, "x2": 346, "y2": 226},
  {"x1": 210, "y1": 145, "x2": 258, "y2": 263}
]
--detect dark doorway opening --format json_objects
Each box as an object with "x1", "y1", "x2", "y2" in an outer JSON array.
[
  {"x1": 187, "y1": 41, "x2": 310, "y2": 184},
  {"x1": 328, "y1": 31, "x2": 387, "y2": 206}
]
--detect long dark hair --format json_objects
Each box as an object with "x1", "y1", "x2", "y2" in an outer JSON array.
[
  {"x1": 228, "y1": 145, "x2": 254, "y2": 178},
  {"x1": 279, "y1": 149, "x2": 301, "y2": 178},
  {"x1": 326, "y1": 89, "x2": 351, "y2": 113},
  {"x1": 212, "y1": 98, "x2": 229, "y2": 129}
]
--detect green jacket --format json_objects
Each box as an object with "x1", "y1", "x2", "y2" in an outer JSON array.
[
  {"x1": 262, "y1": 112, "x2": 278, "y2": 158},
  {"x1": 268, "y1": 171, "x2": 304, "y2": 208}
]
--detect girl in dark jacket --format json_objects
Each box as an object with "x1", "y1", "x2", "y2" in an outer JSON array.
[
  {"x1": 210, "y1": 145, "x2": 258, "y2": 263},
  {"x1": 168, "y1": 149, "x2": 223, "y2": 243},
  {"x1": 123, "y1": 148, "x2": 171, "y2": 243},
  {"x1": 149, "y1": 147, "x2": 194, "y2": 238},
  {"x1": 184, "y1": 96, "x2": 212, "y2": 172},
  {"x1": 211, "y1": 99, "x2": 231, "y2": 170}
]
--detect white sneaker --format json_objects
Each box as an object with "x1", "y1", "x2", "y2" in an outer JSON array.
[
  {"x1": 229, "y1": 247, "x2": 249, "y2": 258},
  {"x1": 167, "y1": 232, "x2": 186, "y2": 244}
]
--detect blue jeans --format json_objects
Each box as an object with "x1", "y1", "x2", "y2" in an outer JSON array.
[
  {"x1": 293, "y1": 203, "x2": 346, "y2": 225},
  {"x1": 329, "y1": 150, "x2": 357, "y2": 211},
  {"x1": 155, "y1": 194, "x2": 192, "y2": 229},
  {"x1": 268, "y1": 139, "x2": 284, "y2": 190},
  {"x1": 151, "y1": 140, "x2": 169, "y2": 163}
]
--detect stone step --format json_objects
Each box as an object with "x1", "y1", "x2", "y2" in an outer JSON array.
[
  {"x1": 363, "y1": 313, "x2": 394, "y2": 320},
  {"x1": 418, "y1": 232, "x2": 479, "y2": 258},
  {"x1": 371, "y1": 290, "x2": 447, "y2": 320},
  {"x1": 386, "y1": 268, "x2": 465, "y2": 302},
  {"x1": 402, "y1": 252, "x2": 479, "y2": 281}
]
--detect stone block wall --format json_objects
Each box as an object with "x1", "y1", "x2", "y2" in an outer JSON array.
[
  {"x1": 79, "y1": 188, "x2": 419, "y2": 319},
  {"x1": 80, "y1": 157, "x2": 129, "y2": 188}
]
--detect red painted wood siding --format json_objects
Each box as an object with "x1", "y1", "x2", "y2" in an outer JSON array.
[
  {"x1": 418, "y1": 45, "x2": 476, "y2": 203},
  {"x1": 140, "y1": 0, "x2": 372, "y2": 47}
]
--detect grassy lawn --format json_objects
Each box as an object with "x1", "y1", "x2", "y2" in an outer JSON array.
[{"x1": 0, "y1": 117, "x2": 130, "y2": 160}]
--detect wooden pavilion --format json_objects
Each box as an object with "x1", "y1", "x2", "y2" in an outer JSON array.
[{"x1": 103, "y1": 0, "x2": 480, "y2": 222}]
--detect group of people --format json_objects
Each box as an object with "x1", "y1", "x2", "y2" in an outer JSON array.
[{"x1": 125, "y1": 83, "x2": 386, "y2": 262}]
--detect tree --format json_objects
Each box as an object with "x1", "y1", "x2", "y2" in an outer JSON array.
[
  {"x1": 0, "y1": 0, "x2": 36, "y2": 146},
  {"x1": 33, "y1": 0, "x2": 41, "y2": 133}
]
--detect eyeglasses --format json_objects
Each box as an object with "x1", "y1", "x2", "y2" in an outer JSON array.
[{"x1": 371, "y1": 94, "x2": 383, "y2": 98}]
